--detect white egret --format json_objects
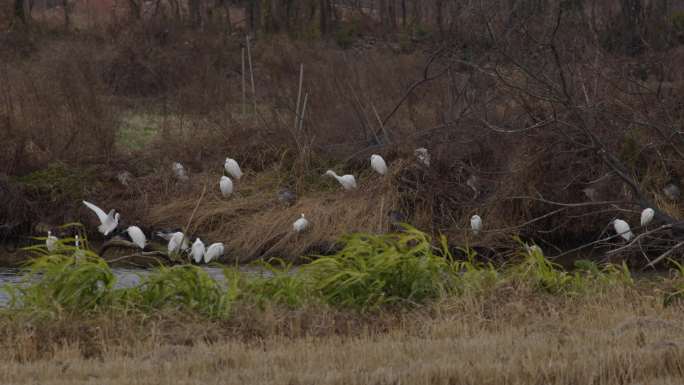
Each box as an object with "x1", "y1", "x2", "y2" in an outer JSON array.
[
  {"x1": 126, "y1": 226, "x2": 146, "y2": 249},
  {"x1": 640, "y1": 208, "x2": 655, "y2": 227},
  {"x1": 74, "y1": 235, "x2": 85, "y2": 259},
  {"x1": 204, "y1": 242, "x2": 224, "y2": 263},
  {"x1": 613, "y1": 219, "x2": 633, "y2": 241},
  {"x1": 370, "y1": 154, "x2": 388, "y2": 175},
  {"x1": 220, "y1": 176, "x2": 234, "y2": 198},
  {"x1": 278, "y1": 188, "x2": 297, "y2": 206},
  {"x1": 466, "y1": 175, "x2": 479, "y2": 197},
  {"x1": 414, "y1": 148, "x2": 430, "y2": 167},
  {"x1": 116, "y1": 171, "x2": 132, "y2": 186},
  {"x1": 156, "y1": 230, "x2": 189, "y2": 249},
  {"x1": 82, "y1": 200, "x2": 120, "y2": 236},
  {"x1": 582, "y1": 187, "x2": 599, "y2": 202},
  {"x1": 224, "y1": 158, "x2": 243, "y2": 180},
  {"x1": 46, "y1": 231, "x2": 58, "y2": 252},
  {"x1": 293, "y1": 213, "x2": 311, "y2": 233},
  {"x1": 470, "y1": 215, "x2": 482, "y2": 235},
  {"x1": 167, "y1": 232, "x2": 189, "y2": 255},
  {"x1": 191, "y1": 238, "x2": 206, "y2": 264},
  {"x1": 324, "y1": 170, "x2": 357, "y2": 190},
  {"x1": 663, "y1": 180, "x2": 680, "y2": 201},
  {"x1": 172, "y1": 162, "x2": 189, "y2": 181}
]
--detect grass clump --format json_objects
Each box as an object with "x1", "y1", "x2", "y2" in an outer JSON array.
[
  {"x1": 133, "y1": 265, "x2": 232, "y2": 319},
  {"x1": 663, "y1": 259, "x2": 684, "y2": 306},
  {"x1": 452, "y1": 245, "x2": 500, "y2": 295},
  {"x1": 302, "y1": 226, "x2": 455, "y2": 310},
  {"x1": 5, "y1": 254, "x2": 116, "y2": 318},
  {"x1": 232, "y1": 259, "x2": 310, "y2": 308},
  {"x1": 511, "y1": 242, "x2": 579, "y2": 294}
]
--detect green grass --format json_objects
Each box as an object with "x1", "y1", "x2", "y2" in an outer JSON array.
[
  {"x1": 302, "y1": 227, "x2": 454, "y2": 310},
  {"x1": 12, "y1": 163, "x2": 100, "y2": 202},
  {"x1": 1, "y1": 227, "x2": 647, "y2": 320},
  {"x1": 116, "y1": 112, "x2": 161, "y2": 151}
]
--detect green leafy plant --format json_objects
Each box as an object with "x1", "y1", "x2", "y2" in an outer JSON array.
[
  {"x1": 510, "y1": 241, "x2": 579, "y2": 294},
  {"x1": 5, "y1": 253, "x2": 116, "y2": 318},
  {"x1": 236, "y1": 259, "x2": 311, "y2": 308},
  {"x1": 134, "y1": 265, "x2": 232, "y2": 319},
  {"x1": 302, "y1": 226, "x2": 455, "y2": 310}
]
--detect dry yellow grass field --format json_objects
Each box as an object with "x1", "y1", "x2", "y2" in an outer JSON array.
[{"x1": 2, "y1": 285, "x2": 684, "y2": 385}]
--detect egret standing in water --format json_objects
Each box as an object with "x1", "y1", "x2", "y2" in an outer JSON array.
[
  {"x1": 470, "y1": 215, "x2": 482, "y2": 235},
  {"x1": 293, "y1": 213, "x2": 311, "y2": 233},
  {"x1": 640, "y1": 208, "x2": 655, "y2": 227},
  {"x1": 224, "y1": 158, "x2": 243, "y2": 180},
  {"x1": 324, "y1": 170, "x2": 357, "y2": 190},
  {"x1": 415, "y1": 148, "x2": 430, "y2": 167},
  {"x1": 220, "y1": 176, "x2": 234, "y2": 198},
  {"x1": 204, "y1": 242, "x2": 224, "y2": 263},
  {"x1": 191, "y1": 238, "x2": 206, "y2": 264},
  {"x1": 370, "y1": 154, "x2": 388, "y2": 175},
  {"x1": 126, "y1": 226, "x2": 147, "y2": 249},
  {"x1": 613, "y1": 219, "x2": 633, "y2": 241},
  {"x1": 46, "y1": 231, "x2": 58, "y2": 252},
  {"x1": 82, "y1": 201, "x2": 120, "y2": 236}
]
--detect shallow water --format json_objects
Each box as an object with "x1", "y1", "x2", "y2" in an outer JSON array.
[{"x1": 0, "y1": 265, "x2": 269, "y2": 307}]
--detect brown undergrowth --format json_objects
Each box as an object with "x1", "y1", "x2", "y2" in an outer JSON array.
[{"x1": 2, "y1": 284, "x2": 684, "y2": 384}]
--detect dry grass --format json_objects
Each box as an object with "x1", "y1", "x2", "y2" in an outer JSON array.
[
  {"x1": 147, "y1": 164, "x2": 403, "y2": 261},
  {"x1": 2, "y1": 285, "x2": 684, "y2": 384}
]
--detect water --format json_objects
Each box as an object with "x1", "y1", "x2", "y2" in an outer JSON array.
[{"x1": 0, "y1": 265, "x2": 265, "y2": 307}]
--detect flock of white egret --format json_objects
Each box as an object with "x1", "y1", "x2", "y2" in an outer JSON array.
[
  {"x1": 45, "y1": 149, "x2": 440, "y2": 263},
  {"x1": 612, "y1": 207, "x2": 655, "y2": 242},
  {"x1": 44, "y1": 145, "x2": 656, "y2": 262}
]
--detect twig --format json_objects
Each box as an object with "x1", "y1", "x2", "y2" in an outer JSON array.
[
  {"x1": 486, "y1": 207, "x2": 567, "y2": 233},
  {"x1": 374, "y1": 48, "x2": 450, "y2": 138},
  {"x1": 507, "y1": 196, "x2": 628, "y2": 208},
  {"x1": 298, "y1": 92, "x2": 308, "y2": 133},
  {"x1": 645, "y1": 241, "x2": 684, "y2": 269},
  {"x1": 241, "y1": 47, "x2": 246, "y2": 115},
  {"x1": 180, "y1": 184, "x2": 208, "y2": 260},
  {"x1": 107, "y1": 252, "x2": 170, "y2": 266},
  {"x1": 294, "y1": 63, "x2": 304, "y2": 130},
  {"x1": 606, "y1": 223, "x2": 673, "y2": 256},
  {"x1": 371, "y1": 103, "x2": 391, "y2": 144},
  {"x1": 246, "y1": 35, "x2": 257, "y2": 118}
]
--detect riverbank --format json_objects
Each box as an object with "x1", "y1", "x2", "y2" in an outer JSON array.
[
  {"x1": 2, "y1": 228, "x2": 684, "y2": 384},
  {"x1": 2, "y1": 284, "x2": 684, "y2": 385}
]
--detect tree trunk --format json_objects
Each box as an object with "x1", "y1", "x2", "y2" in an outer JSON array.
[
  {"x1": 319, "y1": 0, "x2": 329, "y2": 35},
  {"x1": 127, "y1": 0, "x2": 141, "y2": 20},
  {"x1": 435, "y1": 0, "x2": 443, "y2": 35},
  {"x1": 189, "y1": 0, "x2": 201, "y2": 28},
  {"x1": 14, "y1": 0, "x2": 28, "y2": 25},
  {"x1": 401, "y1": 0, "x2": 406, "y2": 27},
  {"x1": 62, "y1": 0, "x2": 70, "y2": 30},
  {"x1": 248, "y1": 0, "x2": 261, "y2": 33},
  {"x1": 620, "y1": 0, "x2": 644, "y2": 55}
]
